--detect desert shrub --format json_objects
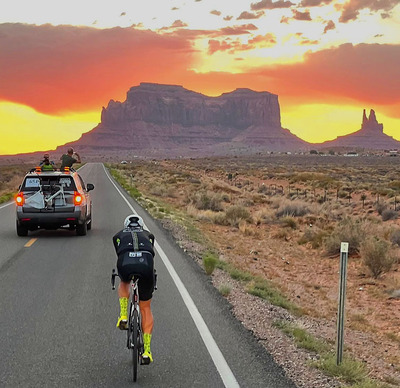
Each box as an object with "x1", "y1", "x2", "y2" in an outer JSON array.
[
  {"x1": 381, "y1": 209, "x2": 398, "y2": 221},
  {"x1": 360, "y1": 237, "x2": 395, "y2": 279},
  {"x1": 390, "y1": 229, "x2": 400, "y2": 246},
  {"x1": 191, "y1": 190, "x2": 223, "y2": 211},
  {"x1": 203, "y1": 252, "x2": 218, "y2": 275},
  {"x1": 324, "y1": 217, "x2": 365, "y2": 255},
  {"x1": 280, "y1": 216, "x2": 297, "y2": 229},
  {"x1": 298, "y1": 228, "x2": 327, "y2": 249},
  {"x1": 376, "y1": 202, "x2": 387, "y2": 215},
  {"x1": 225, "y1": 205, "x2": 252, "y2": 227},
  {"x1": 219, "y1": 284, "x2": 232, "y2": 296},
  {"x1": 275, "y1": 200, "x2": 310, "y2": 218}
]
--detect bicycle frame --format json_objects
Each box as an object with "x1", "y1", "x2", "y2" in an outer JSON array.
[{"x1": 111, "y1": 269, "x2": 144, "y2": 382}]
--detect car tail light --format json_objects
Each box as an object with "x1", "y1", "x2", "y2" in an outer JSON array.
[
  {"x1": 15, "y1": 193, "x2": 24, "y2": 206},
  {"x1": 74, "y1": 191, "x2": 83, "y2": 205}
]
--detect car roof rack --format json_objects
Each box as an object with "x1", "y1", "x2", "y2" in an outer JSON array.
[{"x1": 28, "y1": 167, "x2": 76, "y2": 173}]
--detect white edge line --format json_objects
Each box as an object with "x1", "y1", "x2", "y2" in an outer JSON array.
[
  {"x1": 0, "y1": 202, "x2": 13, "y2": 210},
  {"x1": 103, "y1": 164, "x2": 240, "y2": 388}
]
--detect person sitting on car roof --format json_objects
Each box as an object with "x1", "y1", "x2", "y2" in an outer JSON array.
[
  {"x1": 60, "y1": 148, "x2": 81, "y2": 170},
  {"x1": 39, "y1": 153, "x2": 55, "y2": 171}
]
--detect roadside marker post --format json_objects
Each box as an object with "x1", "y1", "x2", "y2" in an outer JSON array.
[{"x1": 336, "y1": 242, "x2": 349, "y2": 365}]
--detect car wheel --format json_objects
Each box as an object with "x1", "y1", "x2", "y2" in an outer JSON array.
[
  {"x1": 76, "y1": 221, "x2": 87, "y2": 236},
  {"x1": 16, "y1": 221, "x2": 28, "y2": 237}
]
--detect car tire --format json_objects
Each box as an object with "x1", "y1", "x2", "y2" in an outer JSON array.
[
  {"x1": 16, "y1": 221, "x2": 28, "y2": 237},
  {"x1": 76, "y1": 221, "x2": 87, "y2": 236}
]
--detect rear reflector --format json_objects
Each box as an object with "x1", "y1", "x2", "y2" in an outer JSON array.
[
  {"x1": 66, "y1": 218, "x2": 76, "y2": 221},
  {"x1": 21, "y1": 218, "x2": 31, "y2": 221}
]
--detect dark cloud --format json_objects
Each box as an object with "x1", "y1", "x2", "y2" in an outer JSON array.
[
  {"x1": 251, "y1": 0, "x2": 294, "y2": 11},
  {"x1": 210, "y1": 10, "x2": 222, "y2": 16},
  {"x1": 339, "y1": 0, "x2": 398, "y2": 23},
  {"x1": 300, "y1": 0, "x2": 332, "y2": 6},
  {"x1": 120, "y1": 12, "x2": 126, "y2": 16},
  {"x1": 323, "y1": 20, "x2": 335, "y2": 33},
  {"x1": 237, "y1": 11, "x2": 265, "y2": 20},
  {"x1": 292, "y1": 9, "x2": 312, "y2": 20}
]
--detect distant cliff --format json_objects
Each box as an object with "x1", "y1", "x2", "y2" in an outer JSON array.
[
  {"x1": 64, "y1": 83, "x2": 308, "y2": 157},
  {"x1": 317, "y1": 109, "x2": 399, "y2": 150}
]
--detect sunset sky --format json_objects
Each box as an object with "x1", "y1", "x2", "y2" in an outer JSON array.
[{"x1": 0, "y1": 0, "x2": 399, "y2": 155}]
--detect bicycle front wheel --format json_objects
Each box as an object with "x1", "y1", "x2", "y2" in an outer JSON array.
[{"x1": 132, "y1": 308, "x2": 139, "y2": 382}]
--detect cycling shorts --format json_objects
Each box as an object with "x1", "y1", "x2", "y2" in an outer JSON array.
[{"x1": 117, "y1": 251, "x2": 155, "y2": 301}]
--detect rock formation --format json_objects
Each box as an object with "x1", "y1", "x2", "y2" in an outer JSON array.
[
  {"x1": 317, "y1": 109, "x2": 399, "y2": 150},
  {"x1": 63, "y1": 83, "x2": 308, "y2": 157}
]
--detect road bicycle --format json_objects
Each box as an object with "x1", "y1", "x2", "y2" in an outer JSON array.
[{"x1": 112, "y1": 268, "x2": 144, "y2": 382}]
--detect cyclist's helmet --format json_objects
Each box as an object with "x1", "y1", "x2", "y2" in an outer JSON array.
[{"x1": 124, "y1": 214, "x2": 144, "y2": 229}]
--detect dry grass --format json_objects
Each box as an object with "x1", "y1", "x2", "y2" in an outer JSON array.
[{"x1": 107, "y1": 154, "x2": 400, "y2": 385}]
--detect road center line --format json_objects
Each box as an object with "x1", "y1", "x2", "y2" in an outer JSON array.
[
  {"x1": 24, "y1": 238, "x2": 37, "y2": 247},
  {"x1": 103, "y1": 165, "x2": 240, "y2": 388}
]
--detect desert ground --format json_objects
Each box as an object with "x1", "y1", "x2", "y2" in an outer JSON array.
[
  {"x1": 110, "y1": 154, "x2": 400, "y2": 388},
  {"x1": 2, "y1": 154, "x2": 399, "y2": 387}
]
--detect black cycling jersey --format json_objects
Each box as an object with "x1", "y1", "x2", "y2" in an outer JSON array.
[{"x1": 112, "y1": 228, "x2": 155, "y2": 257}]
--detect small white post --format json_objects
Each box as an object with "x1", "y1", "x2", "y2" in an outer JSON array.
[{"x1": 336, "y1": 242, "x2": 349, "y2": 365}]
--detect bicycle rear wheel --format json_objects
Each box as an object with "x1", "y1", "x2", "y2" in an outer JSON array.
[{"x1": 132, "y1": 308, "x2": 139, "y2": 382}]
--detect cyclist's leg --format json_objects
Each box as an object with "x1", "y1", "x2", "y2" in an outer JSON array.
[
  {"x1": 139, "y1": 299, "x2": 153, "y2": 334},
  {"x1": 116, "y1": 254, "x2": 131, "y2": 330},
  {"x1": 138, "y1": 253, "x2": 155, "y2": 363}
]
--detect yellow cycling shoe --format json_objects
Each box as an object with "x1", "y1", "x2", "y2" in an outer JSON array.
[
  {"x1": 116, "y1": 316, "x2": 128, "y2": 330},
  {"x1": 141, "y1": 350, "x2": 153, "y2": 364}
]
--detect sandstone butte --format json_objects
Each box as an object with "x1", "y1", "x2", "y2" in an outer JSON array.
[{"x1": 60, "y1": 83, "x2": 399, "y2": 158}]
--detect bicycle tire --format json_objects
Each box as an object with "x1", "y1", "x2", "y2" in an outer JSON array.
[{"x1": 132, "y1": 308, "x2": 139, "y2": 382}]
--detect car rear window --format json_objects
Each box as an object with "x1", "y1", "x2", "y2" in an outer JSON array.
[{"x1": 22, "y1": 175, "x2": 77, "y2": 192}]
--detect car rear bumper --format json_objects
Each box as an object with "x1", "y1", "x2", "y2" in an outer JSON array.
[{"x1": 16, "y1": 208, "x2": 86, "y2": 227}]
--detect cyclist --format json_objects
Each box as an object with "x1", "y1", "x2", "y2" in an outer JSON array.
[{"x1": 112, "y1": 214, "x2": 156, "y2": 364}]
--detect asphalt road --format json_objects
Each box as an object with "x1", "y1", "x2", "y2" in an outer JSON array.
[{"x1": 0, "y1": 163, "x2": 297, "y2": 388}]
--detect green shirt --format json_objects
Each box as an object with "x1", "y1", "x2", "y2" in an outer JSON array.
[{"x1": 60, "y1": 154, "x2": 77, "y2": 169}]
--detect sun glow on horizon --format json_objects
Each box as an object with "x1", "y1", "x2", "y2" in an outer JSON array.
[{"x1": 0, "y1": 102, "x2": 99, "y2": 155}]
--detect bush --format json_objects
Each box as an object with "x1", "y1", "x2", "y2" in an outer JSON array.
[
  {"x1": 203, "y1": 253, "x2": 218, "y2": 275},
  {"x1": 360, "y1": 237, "x2": 394, "y2": 278},
  {"x1": 221, "y1": 205, "x2": 252, "y2": 227},
  {"x1": 390, "y1": 229, "x2": 400, "y2": 246},
  {"x1": 276, "y1": 201, "x2": 310, "y2": 218},
  {"x1": 298, "y1": 228, "x2": 326, "y2": 249},
  {"x1": 219, "y1": 284, "x2": 232, "y2": 296},
  {"x1": 191, "y1": 191, "x2": 223, "y2": 212},
  {"x1": 376, "y1": 202, "x2": 387, "y2": 215},
  {"x1": 324, "y1": 218, "x2": 365, "y2": 255},
  {"x1": 280, "y1": 216, "x2": 297, "y2": 229},
  {"x1": 381, "y1": 209, "x2": 398, "y2": 221}
]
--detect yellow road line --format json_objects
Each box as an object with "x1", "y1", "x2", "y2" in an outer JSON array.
[{"x1": 24, "y1": 238, "x2": 37, "y2": 247}]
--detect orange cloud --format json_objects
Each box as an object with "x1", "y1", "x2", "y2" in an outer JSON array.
[
  {"x1": 0, "y1": 23, "x2": 195, "y2": 114},
  {"x1": 1, "y1": 23, "x2": 399, "y2": 122},
  {"x1": 208, "y1": 33, "x2": 276, "y2": 54},
  {"x1": 251, "y1": 0, "x2": 294, "y2": 10}
]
